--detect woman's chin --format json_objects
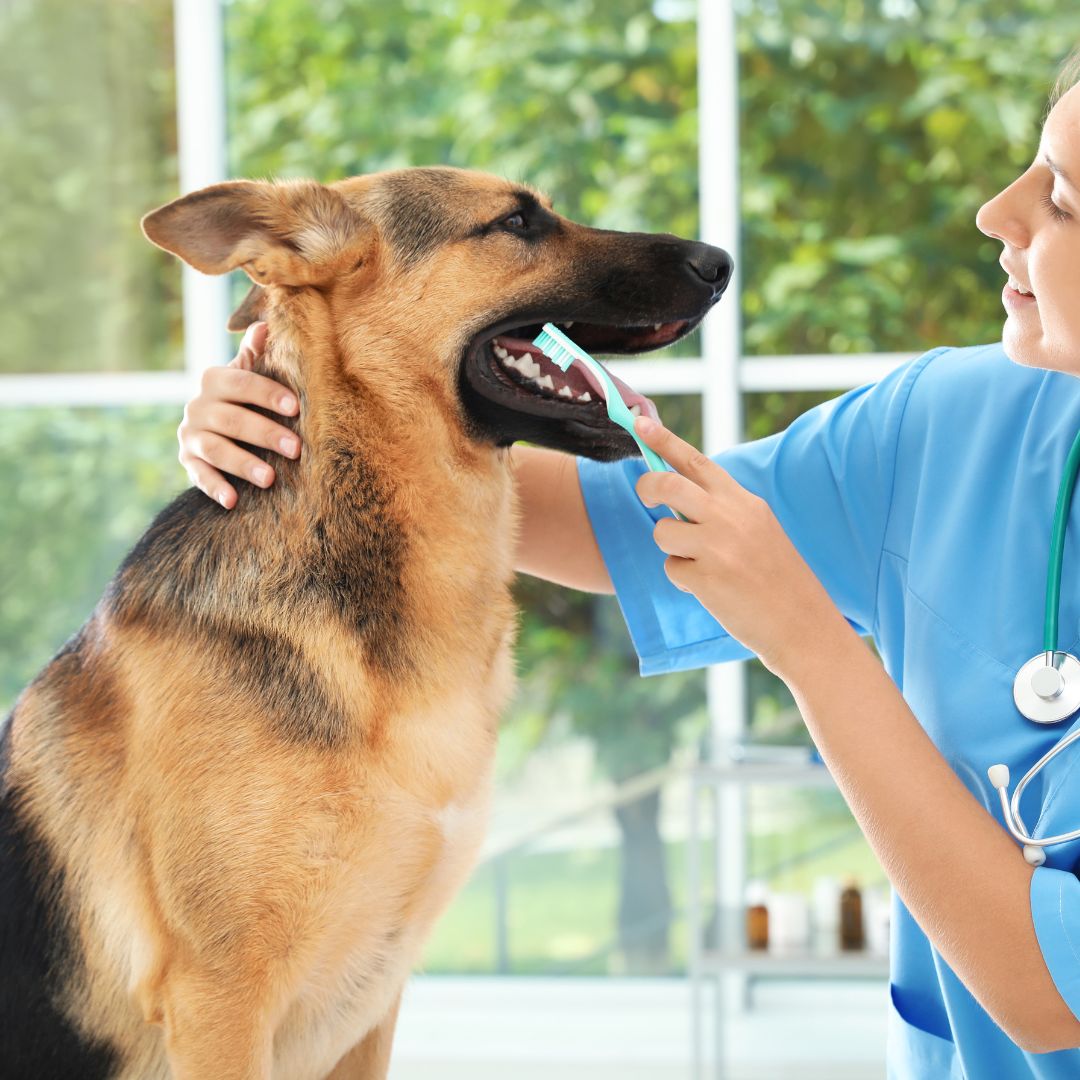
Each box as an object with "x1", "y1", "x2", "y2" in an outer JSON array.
[{"x1": 1002, "y1": 321, "x2": 1080, "y2": 375}]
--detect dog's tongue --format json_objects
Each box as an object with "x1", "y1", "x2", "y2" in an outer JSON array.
[{"x1": 495, "y1": 335, "x2": 660, "y2": 422}]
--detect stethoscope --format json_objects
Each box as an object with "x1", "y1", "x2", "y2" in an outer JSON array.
[{"x1": 988, "y1": 428, "x2": 1080, "y2": 866}]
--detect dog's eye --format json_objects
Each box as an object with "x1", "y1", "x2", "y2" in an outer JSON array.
[{"x1": 501, "y1": 212, "x2": 527, "y2": 232}]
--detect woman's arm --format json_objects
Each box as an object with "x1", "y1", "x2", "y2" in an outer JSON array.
[
  {"x1": 780, "y1": 614, "x2": 1080, "y2": 1053},
  {"x1": 508, "y1": 445, "x2": 613, "y2": 595},
  {"x1": 631, "y1": 414, "x2": 1080, "y2": 1054}
]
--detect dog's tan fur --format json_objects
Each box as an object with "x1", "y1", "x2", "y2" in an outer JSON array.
[{"x1": 2, "y1": 166, "x2": 727, "y2": 1079}]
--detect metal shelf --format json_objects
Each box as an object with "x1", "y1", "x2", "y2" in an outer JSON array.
[
  {"x1": 691, "y1": 759, "x2": 836, "y2": 786},
  {"x1": 698, "y1": 947, "x2": 889, "y2": 979},
  {"x1": 687, "y1": 757, "x2": 889, "y2": 1079}
]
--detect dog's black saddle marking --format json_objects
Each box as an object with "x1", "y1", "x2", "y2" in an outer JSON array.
[{"x1": 0, "y1": 715, "x2": 118, "y2": 1079}]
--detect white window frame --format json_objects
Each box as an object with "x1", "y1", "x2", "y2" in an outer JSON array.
[{"x1": 0, "y1": 0, "x2": 912, "y2": 964}]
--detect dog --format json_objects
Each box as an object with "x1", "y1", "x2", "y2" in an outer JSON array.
[{"x1": 0, "y1": 165, "x2": 731, "y2": 1079}]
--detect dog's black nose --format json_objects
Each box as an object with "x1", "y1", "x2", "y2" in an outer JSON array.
[{"x1": 687, "y1": 243, "x2": 733, "y2": 294}]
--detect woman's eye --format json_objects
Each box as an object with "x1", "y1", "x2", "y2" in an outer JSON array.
[
  {"x1": 503, "y1": 212, "x2": 527, "y2": 231},
  {"x1": 1042, "y1": 190, "x2": 1072, "y2": 223}
]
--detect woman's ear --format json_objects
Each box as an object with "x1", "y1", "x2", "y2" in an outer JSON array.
[{"x1": 141, "y1": 179, "x2": 371, "y2": 287}]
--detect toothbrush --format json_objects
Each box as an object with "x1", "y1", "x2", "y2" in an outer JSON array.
[{"x1": 532, "y1": 323, "x2": 690, "y2": 522}]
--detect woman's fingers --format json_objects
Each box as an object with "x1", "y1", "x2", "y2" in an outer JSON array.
[
  {"x1": 231, "y1": 321, "x2": 268, "y2": 371},
  {"x1": 184, "y1": 454, "x2": 237, "y2": 509},
  {"x1": 637, "y1": 470, "x2": 712, "y2": 526},
  {"x1": 200, "y1": 365, "x2": 299, "y2": 418},
  {"x1": 177, "y1": 322, "x2": 305, "y2": 509},
  {"x1": 179, "y1": 424, "x2": 279, "y2": 487},
  {"x1": 195, "y1": 399, "x2": 300, "y2": 458},
  {"x1": 633, "y1": 416, "x2": 733, "y2": 496}
]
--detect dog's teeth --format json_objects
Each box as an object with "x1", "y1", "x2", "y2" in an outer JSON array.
[
  {"x1": 557, "y1": 386, "x2": 573, "y2": 398},
  {"x1": 494, "y1": 345, "x2": 508, "y2": 359},
  {"x1": 629, "y1": 404, "x2": 642, "y2": 416},
  {"x1": 564, "y1": 321, "x2": 574, "y2": 328},
  {"x1": 533, "y1": 374, "x2": 555, "y2": 391},
  {"x1": 653, "y1": 323, "x2": 662, "y2": 331},
  {"x1": 577, "y1": 392, "x2": 592, "y2": 402}
]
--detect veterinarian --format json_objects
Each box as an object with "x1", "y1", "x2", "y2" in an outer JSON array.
[{"x1": 176, "y1": 58, "x2": 1080, "y2": 1075}]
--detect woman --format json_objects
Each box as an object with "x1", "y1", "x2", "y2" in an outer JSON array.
[{"x1": 177, "y1": 56, "x2": 1080, "y2": 1074}]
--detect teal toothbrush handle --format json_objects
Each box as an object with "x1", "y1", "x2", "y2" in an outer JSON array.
[
  {"x1": 635, "y1": 437, "x2": 690, "y2": 522},
  {"x1": 531, "y1": 322, "x2": 691, "y2": 522}
]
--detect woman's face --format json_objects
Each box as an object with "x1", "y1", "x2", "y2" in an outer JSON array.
[{"x1": 976, "y1": 82, "x2": 1080, "y2": 373}]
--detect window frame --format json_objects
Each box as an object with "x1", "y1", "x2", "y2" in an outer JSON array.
[{"x1": 0, "y1": 0, "x2": 913, "y2": 973}]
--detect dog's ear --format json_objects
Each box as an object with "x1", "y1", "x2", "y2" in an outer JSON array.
[
  {"x1": 227, "y1": 284, "x2": 266, "y2": 333},
  {"x1": 141, "y1": 179, "x2": 369, "y2": 287}
]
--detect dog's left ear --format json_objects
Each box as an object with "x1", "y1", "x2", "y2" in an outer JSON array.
[
  {"x1": 227, "y1": 284, "x2": 266, "y2": 333},
  {"x1": 141, "y1": 179, "x2": 370, "y2": 287}
]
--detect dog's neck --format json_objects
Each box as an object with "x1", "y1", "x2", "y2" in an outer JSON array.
[{"x1": 255, "y1": 298, "x2": 497, "y2": 498}]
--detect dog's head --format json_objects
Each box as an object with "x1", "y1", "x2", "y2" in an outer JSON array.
[{"x1": 142, "y1": 167, "x2": 731, "y2": 461}]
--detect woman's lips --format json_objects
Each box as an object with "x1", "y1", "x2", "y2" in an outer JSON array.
[{"x1": 1003, "y1": 284, "x2": 1037, "y2": 310}]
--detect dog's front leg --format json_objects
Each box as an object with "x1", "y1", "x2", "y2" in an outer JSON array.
[
  {"x1": 159, "y1": 969, "x2": 275, "y2": 1080},
  {"x1": 323, "y1": 991, "x2": 403, "y2": 1080}
]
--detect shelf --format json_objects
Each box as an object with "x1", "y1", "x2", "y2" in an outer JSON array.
[
  {"x1": 698, "y1": 948, "x2": 889, "y2": 978},
  {"x1": 691, "y1": 908, "x2": 888, "y2": 979},
  {"x1": 691, "y1": 760, "x2": 836, "y2": 786}
]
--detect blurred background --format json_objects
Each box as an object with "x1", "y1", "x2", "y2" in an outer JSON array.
[{"x1": 2, "y1": 1, "x2": 1078, "y2": 1076}]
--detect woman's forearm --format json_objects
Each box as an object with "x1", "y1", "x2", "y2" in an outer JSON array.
[
  {"x1": 776, "y1": 609, "x2": 1080, "y2": 1053},
  {"x1": 508, "y1": 444, "x2": 614, "y2": 594}
]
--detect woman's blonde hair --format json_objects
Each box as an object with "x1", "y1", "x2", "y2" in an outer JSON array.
[{"x1": 1051, "y1": 47, "x2": 1080, "y2": 108}]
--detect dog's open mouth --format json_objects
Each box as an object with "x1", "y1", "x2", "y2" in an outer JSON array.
[{"x1": 472, "y1": 318, "x2": 692, "y2": 422}]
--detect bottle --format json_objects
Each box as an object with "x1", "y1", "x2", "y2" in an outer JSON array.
[
  {"x1": 811, "y1": 876, "x2": 841, "y2": 951},
  {"x1": 746, "y1": 880, "x2": 769, "y2": 950},
  {"x1": 840, "y1": 876, "x2": 865, "y2": 951},
  {"x1": 865, "y1": 885, "x2": 891, "y2": 956},
  {"x1": 769, "y1": 892, "x2": 810, "y2": 954}
]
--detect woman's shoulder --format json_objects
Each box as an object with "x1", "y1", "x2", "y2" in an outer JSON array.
[{"x1": 901, "y1": 340, "x2": 1054, "y2": 423}]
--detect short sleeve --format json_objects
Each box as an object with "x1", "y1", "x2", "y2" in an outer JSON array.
[
  {"x1": 575, "y1": 346, "x2": 946, "y2": 676},
  {"x1": 1030, "y1": 866, "x2": 1080, "y2": 1024}
]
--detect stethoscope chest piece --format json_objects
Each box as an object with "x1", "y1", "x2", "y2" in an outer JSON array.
[{"x1": 1013, "y1": 650, "x2": 1080, "y2": 723}]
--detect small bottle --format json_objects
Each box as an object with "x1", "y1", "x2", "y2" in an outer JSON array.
[
  {"x1": 865, "y1": 886, "x2": 891, "y2": 956},
  {"x1": 746, "y1": 880, "x2": 769, "y2": 951},
  {"x1": 840, "y1": 876, "x2": 865, "y2": 951},
  {"x1": 769, "y1": 892, "x2": 810, "y2": 954},
  {"x1": 812, "y1": 876, "x2": 841, "y2": 951}
]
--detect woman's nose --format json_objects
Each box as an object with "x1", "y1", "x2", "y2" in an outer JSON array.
[{"x1": 976, "y1": 182, "x2": 1029, "y2": 248}]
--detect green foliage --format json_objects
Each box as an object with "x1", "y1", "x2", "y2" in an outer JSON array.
[
  {"x1": 0, "y1": 408, "x2": 185, "y2": 710},
  {"x1": 737, "y1": 0, "x2": 1080, "y2": 356},
  {"x1": 0, "y1": 0, "x2": 182, "y2": 374},
  {"x1": 225, "y1": 0, "x2": 699, "y2": 238}
]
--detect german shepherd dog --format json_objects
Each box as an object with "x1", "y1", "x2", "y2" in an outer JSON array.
[{"x1": 0, "y1": 167, "x2": 731, "y2": 1079}]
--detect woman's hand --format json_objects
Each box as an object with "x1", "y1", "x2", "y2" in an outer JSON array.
[
  {"x1": 177, "y1": 321, "x2": 302, "y2": 509},
  {"x1": 632, "y1": 415, "x2": 847, "y2": 678}
]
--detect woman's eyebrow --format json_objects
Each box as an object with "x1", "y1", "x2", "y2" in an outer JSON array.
[{"x1": 1044, "y1": 154, "x2": 1077, "y2": 190}]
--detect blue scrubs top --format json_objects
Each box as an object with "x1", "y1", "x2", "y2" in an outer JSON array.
[{"x1": 576, "y1": 343, "x2": 1080, "y2": 1077}]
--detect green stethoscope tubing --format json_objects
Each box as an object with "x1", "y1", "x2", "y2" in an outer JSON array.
[
  {"x1": 1044, "y1": 427, "x2": 1080, "y2": 652},
  {"x1": 989, "y1": 426, "x2": 1080, "y2": 866}
]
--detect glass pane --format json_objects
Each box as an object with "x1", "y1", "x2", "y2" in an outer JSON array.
[
  {"x1": 0, "y1": 0, "x2": 182, "y2": 374},
  {"x1": 0, "y1": 407, "x2": 186, "y2": 710},
  {"x1": 737, "y1": 2, "x2": 1080, "y2": 357},
  {"x1": 424, "y1": 394, "x2": 706, "y2": 976},
  {"x1": 747, "y1": 784, "x2": 889, "y2": 956},
  {"x1": 223, "y1": 0, "x2": 701, "y2": 357}
]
